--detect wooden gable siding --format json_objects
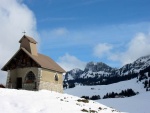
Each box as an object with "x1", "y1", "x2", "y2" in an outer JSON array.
[{"x1": 5, "y1": 49, "x2": 40, "y2": 71}]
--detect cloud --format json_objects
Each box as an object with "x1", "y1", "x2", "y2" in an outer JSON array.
[
  {"x1": 40, "y1": 22, "x2": 150, "y2": 49},
  {"x1": 40, "y1": 22, "x2": 150, "y2": 68},
  {"x1": 93, "y1": 43, "x2": 113, "y2": 58},
  {"x1": 109, "y1": 33, "x2": 150, "y2": 65},
  {"x1": 40, "y1": 27, "x2": 69, "y2": 39},
  {"x1": 51, "y1": 28, "x2": 69, "y2": 36},
  {"x1": 93, "y1": 32, "x2": 150, "y2": 66},
  {"x1": 0, "y1": 0, "x2": 38, "y2": 84},
  {"x1": 57, "y1": 53, "x2": 86, "y2": 71}
]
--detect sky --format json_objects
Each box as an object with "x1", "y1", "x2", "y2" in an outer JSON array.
[{"x1": 0, "y1": 0, "x2": 150, "y2": 84}]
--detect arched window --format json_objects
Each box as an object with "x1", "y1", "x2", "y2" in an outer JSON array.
[
  {"x1": 54, "y1": 73, "x2": 58, "y2": 81},
  {"x1": 25, "y1": 71, "x2": 36, "y2": 83}
]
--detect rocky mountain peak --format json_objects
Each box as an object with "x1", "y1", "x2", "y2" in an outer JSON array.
[
  {"x1": 84, "y1": 61, "x2": 115, "y2": 72},
  {"x1": 118, "y1": 54, "x2": 150, "y2": 75},
  {"x1": 64, "y1": 68, "x2": 83, "y2": 80}
]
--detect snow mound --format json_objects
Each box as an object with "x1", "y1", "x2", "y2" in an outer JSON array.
[{"x1": 0, "y1": 88, "x2": 123, "y2": 113}]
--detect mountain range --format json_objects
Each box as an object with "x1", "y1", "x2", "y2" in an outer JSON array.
[{"x1": 64, "y1": 55, "x2": 150, "y2": 89}]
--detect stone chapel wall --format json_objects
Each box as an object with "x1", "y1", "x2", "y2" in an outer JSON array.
[
  {"x1": 8, "y1": 67, "x2": 39, "y2": 90},
  {"x1": 39, "y1": 69, "x2": 63, "y2": 93}
]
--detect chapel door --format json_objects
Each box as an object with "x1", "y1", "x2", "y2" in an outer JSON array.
[{"x1": 16, "y1": 77, "x2": 22, "y2": 89}]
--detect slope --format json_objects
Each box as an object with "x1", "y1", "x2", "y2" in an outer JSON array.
[
  {"x1": 64, "y1": 78, "x2": 150, "y2": 113},
  {"x1": 0, "y1": 88, "x2": 123, "y2": 113},
  {"x1": 64, "y1": 78, "x2": 145, "y2": 98},
  {"x1": 98, "y1": 92, "x2": 150, "y2": 113}
]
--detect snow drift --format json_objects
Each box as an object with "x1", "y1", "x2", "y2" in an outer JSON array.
[{"x1": 0, "y1": 88, "x2": 123, "y2": 113}]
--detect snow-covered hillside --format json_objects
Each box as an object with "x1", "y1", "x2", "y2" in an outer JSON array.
[
  {"x1": 65, "y1": 78, "x2": 145, "y2": 98},
  {"x1": 64, "y1": 79, "x2": 150, "y2": 113},
  {"x1": 98, "y1": 92, "x2": 150, "y2": 113},
  {"x1": 0, "y1": 88, "x2": 123, "y2": 113}
]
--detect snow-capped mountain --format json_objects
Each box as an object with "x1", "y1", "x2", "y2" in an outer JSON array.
[
  {"x1": 64, "y1": 68, "x2": 83, "y2": 80},
  {"x1": 64, "y1": 62, "x2": 117, "y2": 81},
  {"x1": 64, "y1": 54, "x2": 150, "y2": 86},
  {"x1": 117, "y1": 55, "x2": 150, "y2": 76},
  {"x1": 81, "y1": 62, "x2": 117, "y2": 78},
  {"x1": 84, "y1": 62, "x2": 115, "y2": 72}
]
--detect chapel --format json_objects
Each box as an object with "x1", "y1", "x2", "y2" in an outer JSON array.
[{"x1": 1, "y1": 35, "x2": 65, "y2": 93}]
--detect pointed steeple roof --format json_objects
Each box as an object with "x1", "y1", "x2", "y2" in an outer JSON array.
[{"x1": 19, "y1": 35, "x2": 37, "y2": 44}]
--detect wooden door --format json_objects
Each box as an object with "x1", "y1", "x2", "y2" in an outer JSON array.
[{"x1": 16, "y1": 77, "x2": 22, "y2": 89}]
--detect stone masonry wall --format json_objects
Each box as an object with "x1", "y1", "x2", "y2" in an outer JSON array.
[
  {"x1": 39, "y1": 69, "x2": 63, "y2": 93},
  {"x1": 39, "y1": 81, "x2": 63, "y2": 93}
]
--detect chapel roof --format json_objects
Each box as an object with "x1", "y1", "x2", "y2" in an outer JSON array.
[
  {"x1": 1, "y1": 35, "x2": 65, "y2": 73},
  {"x1": 22, "y1": 48, "x2": 65, "y2": 73}
]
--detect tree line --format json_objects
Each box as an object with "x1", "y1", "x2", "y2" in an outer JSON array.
[{"x1": 81, "y1": 88, "x2": 138, "y2": 100}]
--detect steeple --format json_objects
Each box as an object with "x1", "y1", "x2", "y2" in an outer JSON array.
[{"x1": 19, "y1": 35, "x2": 38, "y2": 56}]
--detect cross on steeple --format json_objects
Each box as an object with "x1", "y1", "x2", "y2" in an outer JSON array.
[{"x1": 22, "y1": 31, "x2": 26, "y2": 35}]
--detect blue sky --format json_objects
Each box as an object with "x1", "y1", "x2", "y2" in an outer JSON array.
[
  {"x1": 0, "y1": 0, "x2": 150, "y2": 83},
  {"x1": 0, "y1": 0, "x2": 150, "y2": 74},
  {"x1": 22, "y1": 0, "x2": 150, "y2": 70},
  {"x1": 25, "y1": 0, "x2": 150, "y2": 27}
]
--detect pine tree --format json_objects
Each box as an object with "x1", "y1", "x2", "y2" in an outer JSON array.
[{"x1": 144, "y1": 80, "x2": 148, "y2": 88}]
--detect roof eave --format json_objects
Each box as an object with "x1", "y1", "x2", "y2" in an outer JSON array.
[
  {"x1": 41, "y1": 67, "x2": 66, "y2": 73},
  {"x1": 1, "y1": 48, "x2": 22, "y2": 71},
  {"x1": 1, "y1": 48, "x2": 42, "y2": 71}
]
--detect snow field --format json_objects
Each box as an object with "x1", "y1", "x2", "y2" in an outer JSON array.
[
  {"x1": 0, "y1": 88, "x2": 123, "y2": 113},
  {"x1": 64, "y1": 78, "x2": 145, "y2": 98},
  {"x1": 65, "y1": 78, "x2": 149, "y2": 113},
  {"x1": 98, "y1": 92, "x2": 150, "y2": 113}
]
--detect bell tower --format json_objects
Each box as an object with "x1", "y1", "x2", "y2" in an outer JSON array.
[{"x1": 19, "y1": 35, "x2": 38, "y2": 56}]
